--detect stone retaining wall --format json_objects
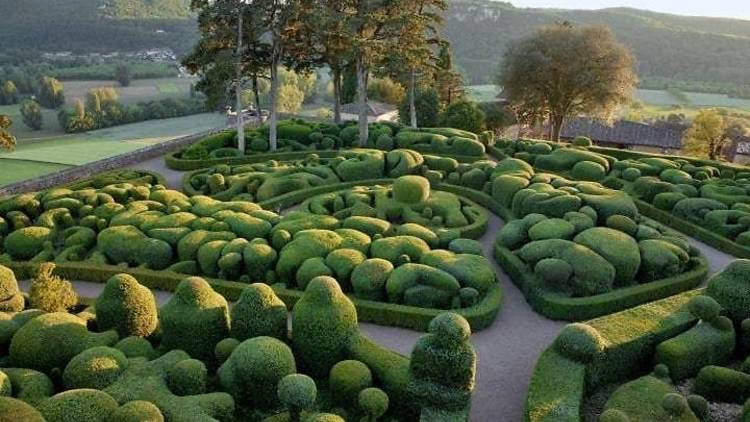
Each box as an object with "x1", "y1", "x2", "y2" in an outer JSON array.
[{"x1": 0, "y1": 128, "x2": 224, "y2": 196}]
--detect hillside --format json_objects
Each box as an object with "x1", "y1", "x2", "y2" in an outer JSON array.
[
  {"x1": 0, "y1": 0, "x2": 196, "y2": 55},
  {"x1": 444, "y1": 0, "x2": 750, "y2": 89},
  {"x1": 2, "y1": 0, "x2": 750, "y2": 93}
]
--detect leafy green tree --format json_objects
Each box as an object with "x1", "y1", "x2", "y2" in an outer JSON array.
[
  {"x1": 301, "y1": 0, "x2": 352, "y2": 123},
  {"x1": 37, "y1": 76, "x2": 66, "y2": 109},
  {"x1": 368, "y1": 77, "x2": 405, "y2": 105},
  {"x1": 438, "y1": 100, "x2": 485, "y2": 133},
  {"x1": 479, "y1": 102, "x2": 516, "y2": 133},
  {"x1": 185, "y1": 0, "x2": 273, "y2": 151},
  {"x1": 20, "y1": 100, "x2": 43, "y2": 130},
  {"x1": 0, "y1": 115, "x2": 16, "y2": 151},
  {"x1": 498, "y1": 23, "x2": 637, "y2": 141},
  {"x1": 277, "y1": 83, "x2": 304, "y2": 113},
  {"x1": 682, "y1": 109, "x2": 728, "y2": 160},
  {"x1": 398, "y1": 87, "x2": 439, "y2": 127},
  {"x1": 115, "y1": 64, "x2": 132, "y2": 87},
  {"x1": 0, "y1": 81, "x2": 19, "y2": 105},
  {"x1": 434, "y1": 41, "x2": 464, "y2": 106}
]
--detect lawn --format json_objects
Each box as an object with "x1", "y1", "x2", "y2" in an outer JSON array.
[
  {"x1": 0, "y1": 112, "x2": 226, "y2": 186},
  {"x1": 0, "y1": 160, "x2": 72, "y2": 187},
  {"x1": 465, "y1": 85, "x2": 750, "y2": 112},
  {"x1": 62, "y1": 77, "x2": 195, "y2": 106},
  {"x1": 0, "y1": 105, "x2": 64, "y2": 140}
]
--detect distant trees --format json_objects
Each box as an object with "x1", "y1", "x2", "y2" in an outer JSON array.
[
  {"x1": 0, "y1": 81, "x2": 19, "y2": 105},
  {"x1": 682, "y1": 109, "x2": 730, "y2": 160},
  {"x1": 0, "y1": 115, "x2": 16, "y2": 151},
  {"x1": 497, "y1": 23, "x2": 637, "y2": 141},
  {"x1": 438, "y1": 100, "x2": 485, "y2": 133},
  {"x1": 20, "y1": 100, "x2": 43, "y2": 130},
  {"x1": 115, "y1": 64, "x2": 132, "y2": 87},
  {"x1": 37, "y1": 76, "x2": 65, "y2": 109}
]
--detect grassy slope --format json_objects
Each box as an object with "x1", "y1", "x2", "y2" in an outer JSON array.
[
  {"x1": 445, "y1": 1, "x2": 750, "y2": 85},
  {"x1": 0, "y1": 112, "x2": 225, "y2": 186}
]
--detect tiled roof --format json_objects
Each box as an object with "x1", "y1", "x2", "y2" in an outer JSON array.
[
  {"x1": 340, "y1": 101, "x2": 396, "y2": 117},
  {"x1": 561, "y1": 118, "x2": 683, "y2": 149}
]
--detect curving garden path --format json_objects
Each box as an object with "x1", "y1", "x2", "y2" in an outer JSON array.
[{"x1": 18, "y1": 154, "x2": 721, "y2": 421}]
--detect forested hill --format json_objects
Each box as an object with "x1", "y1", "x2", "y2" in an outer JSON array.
[
  {"x1": 445, "y1": 0, "x2": 750, "y2": 89},
  {"x1": 2, "y1": 0, "x2": 750, "y2": 92},
  {"x1": 0, "y1": 0, "x2": 196, "y2": 55}
]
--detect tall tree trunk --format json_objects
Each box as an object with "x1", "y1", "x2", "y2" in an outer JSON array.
[
  {"x1": 356, "y1": 55, "x2": 369, "y2": 146},
  {"x1": 235, "y1": 8, "x2": 245, "y2": 152},
  {"x1": 409, "y1": 68, "x2": 417, "y2": 129},
  {"x1": 269, "y1": 57, "x2": 279, "y2": 151},
  {"x1": 332, "y1": 66, "x2": 341, "y2": 124},
  {"x1": 551, "y1": 115, "x2": 564, "y2": 142},
  {"x1": 252, "y1": 75, "x2": 262, "y2": 126}
]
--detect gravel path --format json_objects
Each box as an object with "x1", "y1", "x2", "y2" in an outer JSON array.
[{"x1": 76, "y1": 154, "x2": 738, "y2": 421}]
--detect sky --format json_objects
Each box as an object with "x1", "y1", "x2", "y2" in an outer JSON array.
[{"x1": 509, "y1": 0, "x2": 750, "y2": 21}]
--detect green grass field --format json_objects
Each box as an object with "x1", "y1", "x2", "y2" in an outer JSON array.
[
  {"x1": 0, "y1": 112, "x2": 226, "y2": 186},
  {"x1": 466, "y1": 85, "x2": 750, "y2": 112},
  {"x1": 0, "y1": 160, "x2": 73, "y2": 187},
  {"x1": 63, "y1": 77, "x2": 195, "y2": 106}
]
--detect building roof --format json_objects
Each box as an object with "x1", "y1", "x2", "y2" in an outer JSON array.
[
  {"x1": 340, "y1": 101, "x2": 397, "y2": 117},
  {"x1": 560, "y1": 118, "x2": 683, "y2": 149},
  {"x1": 734, "y1": 136, "x2": 750, "y2": 155}
]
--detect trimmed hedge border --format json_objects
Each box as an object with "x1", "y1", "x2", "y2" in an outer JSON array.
[
  {"x1": 635, "y1": 199, "x2": 750, "y2": 258},
  {"x1": 494, "y1": 244, "x2": 707, "y2": 321},
  {"x1": 525, "y1": 288, "x2": 701, "y2": 422},
  {"x1": 5, "y1": 260, "x2": 502, "y2": 332},
  {"x1": 166, "y1": 148, "x2": 484, "y2": 171}
]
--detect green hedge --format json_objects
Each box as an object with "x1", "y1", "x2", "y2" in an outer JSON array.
[
  {"x1": 494, "y1": 244, "x2": 707, "y2": 321},
  {"x1": 525, "y1": 289, "x2": 701, "y2": 422},
  {"x1": 635, "y1": 199, "x2": 750, "y2": 258},
  {"x1": 166, "y1": 148, "x2": 482, "y2": 171},
  {"x1": 4, "y1": 260, "x2": 500, "y2": 332}
]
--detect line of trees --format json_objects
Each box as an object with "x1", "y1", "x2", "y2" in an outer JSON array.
[{"x1": 184, "y1": 0, "x2": 462, "y2": 151}]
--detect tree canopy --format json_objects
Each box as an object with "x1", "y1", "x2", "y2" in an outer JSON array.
[
  {"x1": 682, "y1": 109, "x2": 728, "y2": 160},
  {"x1": 497, "y1": 23, "x2": 637, "y2": 141}
]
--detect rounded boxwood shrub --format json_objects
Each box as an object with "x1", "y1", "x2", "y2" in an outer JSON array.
[
  {"x1": 39, "y1": 389, "x2": 119, "y2": 422},
  {"x1": 3, "y1": 226, "x2": 51, "y2": 260},
  {"x1": 571, "y1": 161, "x2": 606, "y2": 181},
  {"x1": 661, "y1": 393, "x2": 690, "y2": 417},
  {"x1": 329, "y1": 360, "x2": 373, "y2": 406},
  {"x1": 159, "y1": 277, "x2": 230, "y2": 362},
  {"x1": 622, "y1": 167, "x2": 641, "y2": 182},
  {"x1": 63, "y1": 346, "x2": 128, "y2": 390},
  {"x1": 553, "y1": 323, "x2": 605, "y2": 363},
  {"x1": 0, "y1": 370, "x2": 9, "y2": 396},
  {"x1": 215, "y1": 338, "x2": 241, "y2": 364},
  {"x1": 392, "y1": 175, "x2": 430, "y2": 204},
  {"x1": 528, "y1": 218, "x2": 576, "y2": 241},
  {"x1": 687, "y1": 395, "x2": 708, "y2": 420},
  {"x1": 307, "y1": 413, "x2": 345, "y2": 422},
  {"x1": 409, "y1": 313, "x2": 475, "y2": 410},
  {"x1": 572, "y1": 136, "x2": 592, "y2": 147},
  {"x1": 230, "y1": 283, "x2": 288, "y2": 341},
  {"x1": 112, "y1": 400, "x2": 164, "y2": 422},
  {"x1": 115, "y1": 336, "x2": 156, "y2": 359},
  {"x1": 167, "y1": 358, "x2": 207, "y2": 396},
  {"x1": 9, "y1": 312, "x2": 117, "y2": 374},
  {"x1": 599, "y1": 409, "x2": 630, "y2": 422},
  {"x1": 0, "y1": 264, "x2": 24, "y2": 313},
  {"x1": 0, "y1": 397, "x2": 45, "y2": 422},
  {"x1": 605, "y1": 215, "x2": 638, "y2": 236},
  {"x1": 351, "y1": 258, "x2": 393, "y2": 301},
  {"x1": 688, "y1": 295, "x2": 722, "y2": 322},
  {"x1": 95, "y1": 274, "x2": 158, "y2": 338},
  {"x1": 707, "y1": 259, "x2": 750, "y2": 323},
  {"x1": 218, "y1": 336, "x2": 296, "y2": 407},
  {"x1": 535, "y1": 258, "x2": 573, "y2": 286},
  {"x1": 359, "y1": 387, "x2": 389, "y2": 422},
  {"x1": 574, "y1": 227, "x2": 641, "y2": 285},
  {"x1": 277, "y1": 373, "x2": 317, "y2": 422},
  {"x1": 292, "y1": 276, "x2": 358, "y2": 378}
]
